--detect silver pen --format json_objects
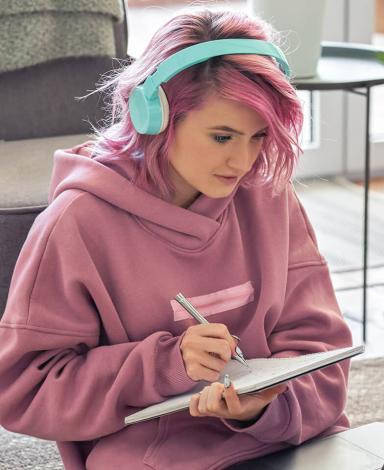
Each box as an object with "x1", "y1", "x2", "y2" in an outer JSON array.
[{"x1": 175, "y1": 292, "x2": 250, "y2": 368}]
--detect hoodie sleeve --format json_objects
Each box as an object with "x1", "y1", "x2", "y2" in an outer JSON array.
[
  {"x1": 0, "y1": 193, "x2": 196, "y2": 442},
  {"x1": 222, "y1": 183, "x2": 353, "y2": 444}
]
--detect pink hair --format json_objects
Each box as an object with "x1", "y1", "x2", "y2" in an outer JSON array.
[{"x1": 88, "y1": 8, "x2": 303, "y2": 200}]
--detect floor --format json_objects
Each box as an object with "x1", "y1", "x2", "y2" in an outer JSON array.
[
  {"x1": 296, "y1": 177, "x2": 384, "y2": 361},
  {"x1": 351, "y1": 177, "x2": 384, "y2": 359}
]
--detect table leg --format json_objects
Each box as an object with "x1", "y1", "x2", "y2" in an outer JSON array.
[{"x1": 362, "y1": 86, "x2": 371, "y2": 343}]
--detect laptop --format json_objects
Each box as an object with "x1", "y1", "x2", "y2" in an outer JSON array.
[{"x1": 229, "y1": 422, "x2": 384, "y2": 470}]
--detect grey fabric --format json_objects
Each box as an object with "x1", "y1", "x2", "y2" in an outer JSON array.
[
  {"x1": 0, "y1": 357, "x2": 382, "y2": 469},
  {"x1": 0, "y1": 0, "x2": 124, "y2": 72},
  {"x1": 0, "y1": 135, "x2": 92, "y2": 211},
  {"x1": 0, "y1": 213, "x2": 38, "y2": 316},
  {"x1": 0, "y1": 56, "x2": 124, "y2": 141},
  {"x1": 0, "y1": 2, "x2": 129, "y2": 318}
]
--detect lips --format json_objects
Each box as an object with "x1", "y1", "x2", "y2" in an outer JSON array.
[{"x1": 214, "y1": 175, "x2": 239, "y2": 185}]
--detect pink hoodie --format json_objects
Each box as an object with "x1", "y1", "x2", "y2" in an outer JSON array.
[{"x1": 0, "y1": 142, "x2": 352, "y2": 470}]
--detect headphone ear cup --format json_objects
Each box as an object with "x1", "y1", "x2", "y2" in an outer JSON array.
[
  {"x1": 157, "y1": 85, "x2": 169, "y2": 133},
  {"x1": 129, "y1": 85, "x2": 169, "y2": 135}
]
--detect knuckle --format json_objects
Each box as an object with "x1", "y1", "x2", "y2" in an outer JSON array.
[
  {"x1": 206, "y1": 403, "x2": 214, "y2": 413},
  {"x1": 187, "y1": 364, "x2": 199, "y2": 381},
  {"x1": 219, "y1": 340, "x2": 231, "y2": 361},
  {"x1": 219, "y1": 324, "x2": 228, "y2": 335}
]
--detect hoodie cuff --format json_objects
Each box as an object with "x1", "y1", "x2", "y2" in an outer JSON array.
[
  {"x1": 221, "y1": 389, "x2": 293, "y2": 441},
  {"x1": 156, "y1": 332, "x2": 198, "y2": 397}
]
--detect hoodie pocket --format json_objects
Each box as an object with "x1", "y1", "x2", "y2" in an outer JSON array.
[
  {"x1": 142, "y1": 411, "x2": 263, "y2": 470},
  {"x1": 170, "y1": 281, "x2": 254, "y2": 322},
  {"x1": 143, "y1": 415, "x2": 170, "y2": 468}
]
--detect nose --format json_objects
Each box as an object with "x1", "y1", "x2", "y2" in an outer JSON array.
[{"x1": 226, "y1": 144, "x2": 254, "y2": 174}]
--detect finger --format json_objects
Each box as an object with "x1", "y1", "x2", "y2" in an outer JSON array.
[
  {"x1": 201, "y1": 337, "x2": 233, "y2": 362},
  {"x1": 185, "y1": 336, "x2": 232, "y2": 364},
  {"x1": 198, "y1": 387, "x2": 210, "y2": 415},
  {"x1": 199, "y1": 349, "x2": 230, "y2": 371},
  {"x1": 200, "y1": 350, "x2": 228, "y2": 371},
  {"x1": 187, "y1": 362, "x2": 222, "y2": 383},
  {"x1": 222, "y1": 384, "x2": 242, "y2": 416},
  {"x1": 192, "y1": 324, "x2": 238, "y2": 354},
  {"x1": 206, "y1": 383, "x2": 227, "y2": 415},
  {"x1": 189, "y1": 393, "x2": 203, "y2": 417},
  {"x1": 191, "y1": 323, "x2": 231, "y2": 339}
]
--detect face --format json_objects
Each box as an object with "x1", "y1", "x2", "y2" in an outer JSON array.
[{"x1": 167, "y1": 94, "x2": 268, "y2": 208}]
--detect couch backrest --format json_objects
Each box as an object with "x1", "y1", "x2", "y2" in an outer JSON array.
[{"x1": 0, "y1": 0, "x2": 130, "y2": 141}]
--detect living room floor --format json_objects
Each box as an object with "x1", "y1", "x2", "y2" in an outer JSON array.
[
  {"x1": 346, "y1": 177, "x2": 384, "y2": 358},
  {"x1": 295, "y1": 177, "x2": 384, "y2": 360}
]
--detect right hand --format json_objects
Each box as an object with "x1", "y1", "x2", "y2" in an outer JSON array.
[{"x1": 180, "y1": 324, "x2": 238, "y2": 382}]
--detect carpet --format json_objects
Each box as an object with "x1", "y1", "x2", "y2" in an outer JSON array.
[{"x1": 0, "y1": 357, "x2": 383, "y2": 470}]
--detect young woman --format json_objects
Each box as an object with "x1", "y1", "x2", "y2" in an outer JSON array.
[{"x1": 0, "y1": 8, "x2": 353, "y2": 470}]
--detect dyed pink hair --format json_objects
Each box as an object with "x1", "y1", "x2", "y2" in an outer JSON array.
[{"x1": 89, "y1": 8, "x2": 303, "y2": 200}]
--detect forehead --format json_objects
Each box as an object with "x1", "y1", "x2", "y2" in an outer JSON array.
[{"x1": 186, "y1": 95, "x2": 267, "y2": 129}]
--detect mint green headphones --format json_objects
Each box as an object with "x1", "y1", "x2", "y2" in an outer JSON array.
[{"x1": 129, "y1": 38, "x2": 290, "y2": 135}]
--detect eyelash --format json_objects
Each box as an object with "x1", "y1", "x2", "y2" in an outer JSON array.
[{"x1": 213, "y1": 132, "x2": 268, "y2": 144}]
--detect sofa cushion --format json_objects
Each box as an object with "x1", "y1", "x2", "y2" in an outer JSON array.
[{"x1": 0, "y1": 134, "x2": 89, "y2": 212}]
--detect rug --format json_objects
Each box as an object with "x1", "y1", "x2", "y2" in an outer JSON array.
[{"x1": 0, "y1": 357, "x2": 383, "y2": 470}]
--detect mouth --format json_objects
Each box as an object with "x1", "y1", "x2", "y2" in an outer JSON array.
[{"x1": 214, "y1": 175, "x2": 239, "y2": 185}]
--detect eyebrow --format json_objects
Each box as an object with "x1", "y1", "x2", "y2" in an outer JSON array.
[{"x1": 206, "y1": 125, "x2": 268, "y2": 136}]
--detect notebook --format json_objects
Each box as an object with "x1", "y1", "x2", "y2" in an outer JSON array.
[{"x1": 124, "y1": 344, "x2": 364, "y2": 425}]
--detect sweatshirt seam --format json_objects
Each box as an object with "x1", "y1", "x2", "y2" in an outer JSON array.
[
  {"x1": 291, "y1": 185, "x2": 325, "y2": 264},
  {"x1": 288, "y1": 259, "x2": 327, "y2": 271},
  {"x1": 0, "y1": 322, "x2": 98, "y2": 338},
  {"x1": 27, "y1": 191, "x2": 90, "y2": 327}
]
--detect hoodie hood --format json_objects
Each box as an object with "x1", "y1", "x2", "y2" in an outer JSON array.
[{"x1": 48, "y1": 142, "x2": 237, "y2": 251}]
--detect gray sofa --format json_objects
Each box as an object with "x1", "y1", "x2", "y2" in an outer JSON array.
[{"x1": 0, "y1": 1, "x2": 130, "y2": 316}]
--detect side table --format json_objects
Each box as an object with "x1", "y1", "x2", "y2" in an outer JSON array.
[{"x1": 293, "y1": 41, "x2": 384, "y2": 342}]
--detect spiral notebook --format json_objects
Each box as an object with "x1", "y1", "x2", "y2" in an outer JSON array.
[{"x1": 124, "y1": 344, "x2": 364, "y2": 425}]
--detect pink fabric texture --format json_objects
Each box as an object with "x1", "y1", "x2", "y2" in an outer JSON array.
[{"x1": 0, "y1": 143, "x2": 353, "y2": 469}]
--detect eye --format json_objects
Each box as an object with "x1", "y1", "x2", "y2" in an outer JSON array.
[
  {"x1": 213, "y1": 135, "x2": 232, "y2": 144},
  {"x1": 253, "y1": 131, "x2": 268, "y2": 140}
]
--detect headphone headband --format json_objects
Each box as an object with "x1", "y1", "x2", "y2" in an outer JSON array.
[
  {"x1": 143, "y1": 39, "x2": 290, "y2": 98},
  {"x1": 129, "y1": 38, "x2": 291, "y2": 134}
]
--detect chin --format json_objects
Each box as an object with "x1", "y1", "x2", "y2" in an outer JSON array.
[{"x1": 203, "y1": 188, "x2": 236, "y2": 199}]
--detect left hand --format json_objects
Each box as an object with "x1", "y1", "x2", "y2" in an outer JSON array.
[{"x1": 189, "y1": 382, "x2": 287, "y2": 422}]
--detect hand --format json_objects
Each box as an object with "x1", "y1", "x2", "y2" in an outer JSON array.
[
  {"x1": 180, "y1": 324, "x2": 238, "y2": 382},
  {"x1": 189, "y1": 382, "x2": 287, "y2": 422}
]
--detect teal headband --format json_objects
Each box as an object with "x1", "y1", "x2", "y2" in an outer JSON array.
[
  {"x1": 129, "y1": 38, "x2": 290, "y2": 134},
  {"x1": 142, "y1": 39, "x2": 290, "y2": 98}
]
